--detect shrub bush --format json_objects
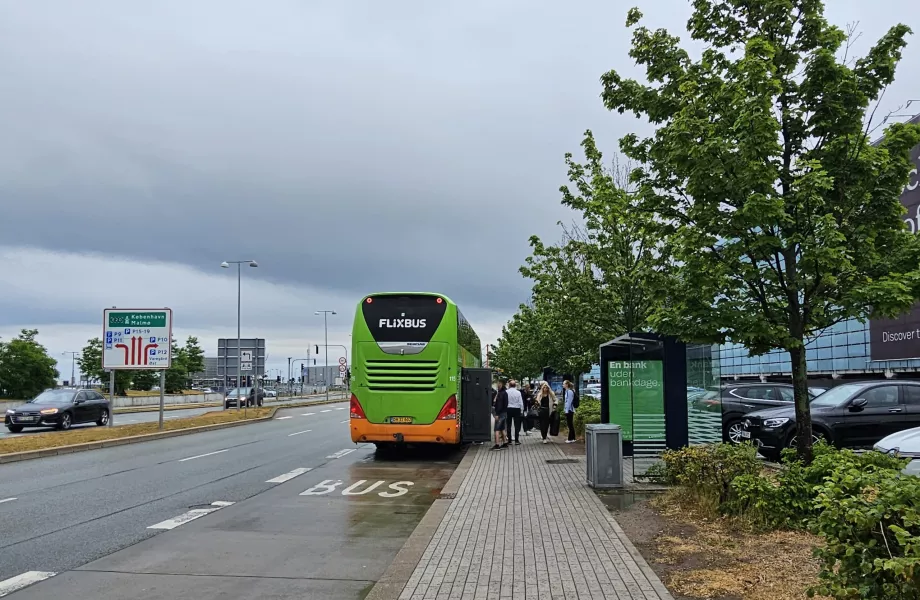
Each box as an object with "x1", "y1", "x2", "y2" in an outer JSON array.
[
  {"x1": 660, "y1": 443, "x2": 762, "y2": 514},
  {"x1": 573, "y1": 397, "x2": 601, "y2": 437},
  {"x1": 811, "y1": 459, "x2": 920, "y2": 599}
]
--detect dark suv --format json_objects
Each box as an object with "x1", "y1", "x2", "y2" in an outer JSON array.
[
  {"x1": 692, "y1": 383, "x2": 816, "y2": 444},
  {"x1": 743, "y1": 380, "x2": 920, "y2": 461}
]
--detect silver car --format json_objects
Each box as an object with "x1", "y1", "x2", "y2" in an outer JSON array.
[{"x1": 874, "y1": 427, "x2": 920, "y2": 476}]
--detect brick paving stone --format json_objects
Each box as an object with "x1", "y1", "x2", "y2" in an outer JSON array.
[{"x1": 396, "y1": 437, "x2": 673, "y2": 600}]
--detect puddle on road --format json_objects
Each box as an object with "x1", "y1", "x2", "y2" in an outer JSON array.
[{"x1": 595, "y1": 490, "x2": 663, "y2": 512}]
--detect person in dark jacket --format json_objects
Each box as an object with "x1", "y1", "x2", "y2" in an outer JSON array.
[{"x1": 492, "y1": 380, "x2": 509, "y2": 450}]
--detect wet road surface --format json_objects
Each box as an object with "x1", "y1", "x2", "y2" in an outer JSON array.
[{"x1": 0, "y1": 401, "x2": 463, "y2": 599}]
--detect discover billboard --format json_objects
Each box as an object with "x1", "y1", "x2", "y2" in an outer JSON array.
[{"x1": 869, "y1": 119, "x2": 920, "y2": 361}]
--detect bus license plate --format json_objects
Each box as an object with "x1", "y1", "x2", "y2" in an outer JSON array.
[{"x1": 390, "y1": 417, "x2": 412, "y2": 424}]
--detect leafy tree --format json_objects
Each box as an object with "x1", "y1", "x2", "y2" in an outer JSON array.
[
  {"x1": 164, "y1": 339, "x2": 186, "y2": 394},
  {"x1": 182, "y1": 337, "x2": 205, "y2": 380},
  {"x1": 132, "y1": 371, "x2": 158, "y2": 391},
  {"x1": 601, "y1": 3, "x2": 920, "y2": 461},
  {"x1": 0, "y1": 329, "x2": 59, "y2": 399}
]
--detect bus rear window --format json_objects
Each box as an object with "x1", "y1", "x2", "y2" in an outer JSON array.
[{"x1": 362, "y1": 295, "x2": 447, "y2": 343}]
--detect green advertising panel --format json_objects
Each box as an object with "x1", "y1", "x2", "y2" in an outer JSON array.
[{"x1": 608, "y1": 360, "x2": 665, "y2": 442}]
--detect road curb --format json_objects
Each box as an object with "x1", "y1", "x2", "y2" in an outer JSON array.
[
  {"x1": 0, "y1": 396, "x2": 348, "y2": 465},
  {"x1": 364, "y1": 443, "x2": 480, "y2": 600}
]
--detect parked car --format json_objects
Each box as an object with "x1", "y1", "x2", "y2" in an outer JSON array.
[
  {"x1": 262, "y1": 388, "x2": 278, "y2": 398},
  {"x1": 225, "y1": 387, "x2": 262, "y2": 408},
  {"x1": 743, "y1": 380, "x2": 920, "y2": 461},
  {"x1": 690, "y1": 383, "x2": 814, "y2": 444},
  {"x1": 874, "y1": 427, "x2": 920, "y2": 476},
  {"x1": 4, "y1": 388, "x2": 110, "y2": 432}
]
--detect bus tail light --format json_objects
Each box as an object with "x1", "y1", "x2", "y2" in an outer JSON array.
[
  {"x1": 350, "y1": 394, "x2": 366, "y2": 419},
  {"x1": 437, "y1": 395, "x2": 457, "y2": 420}
]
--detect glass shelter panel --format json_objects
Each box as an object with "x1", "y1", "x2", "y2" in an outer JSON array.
[{"x1": 686, "y1": 343, "x2": 723, "y2": 445}]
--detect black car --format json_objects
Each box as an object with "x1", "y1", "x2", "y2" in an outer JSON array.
[
  {"x1": 743, "y1": 380, "x2": 920, "y2": 461},
  {"x1": 692, "y1": 383, "x2": 815, "y2": 444},
  {"x1": 4, "y1": 388, "x2": 110, "y2": 433},
  {"x1": 224, "y1": 387, "x2": 264, "y2": 409}
]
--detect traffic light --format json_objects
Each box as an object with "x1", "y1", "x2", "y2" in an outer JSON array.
[
  {"x1": 315, "y1": 345, "x2": 319, "y2": 354},
  {"x1": 313, "y1": 359, "x2": 316, "y2": 365},
  {"x1": 276, "y1": 375, "x2": 281, "y2": 384}
]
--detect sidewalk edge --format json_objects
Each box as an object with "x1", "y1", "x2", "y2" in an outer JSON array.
[
  {"x1": 364, "y1": 443, "x2": 480, "y2": 600},
  {"x1": 0, "y1": 397, "x2": 347, "y2": 465}
]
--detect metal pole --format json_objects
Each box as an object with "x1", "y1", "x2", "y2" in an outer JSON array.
[
  {"x1": 307, "y1": 346, "x2": 311, "y2": 384},
  {"x1": 158, "y1": 370, "x2": 165, "y2": 430},
  {"x1": 288, "y1": 357, "x2": 292, "y2": 396},
  {"x1": 108, "y1": 370, "x2": 115, "y2": 427},
  {"x1": 324, "y1": 312, "x2": 329, "y2": 403},
  {"x1": 236, "y1": 262, "x2": 242, "y2": 412},
  {"x1": 71, "y1": 354, "x2": 76, "y2": 388}
]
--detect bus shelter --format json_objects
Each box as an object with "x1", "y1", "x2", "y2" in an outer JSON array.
[{"x1": 599, "y1": 333, "x2": 722, "y2": 478}]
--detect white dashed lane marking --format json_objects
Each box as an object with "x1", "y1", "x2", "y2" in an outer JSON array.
[
  {"x1": 288, "y1": 429, "x2": 312, "y2": 437},
  {"x1": 340, "y1": 420, "x2": 349, "y2": 424},
  {"x1": 266, "y1": 467, "x2": 312, "y2": 484},
  {"x1": 147, "y1": 501, "x2": 234, "y2": 530},
  {"x1": 0, "y1": 571, "x2": 56, "y2": 597},
  {"x1": 334, "y1": 407, "x2": 346, "y2": 410},
  {"x1": 0, "y1": 498, "x2": 16, "y2": 505},
  {"x1": 326, "y1": 448, "x2": 355, "y2": 459},
  {"x1": 178, "y1": 449, "x2": 229, "y2": 462},
  {"x1": 275, "y1": 416, "x2": 293, "y2": 420},
  {"x1": 320, "y1": 409, "x2": 332, "y2": 413},
  {"x1": 301, "y1": 413, "x2": 315, "y2": 417}
]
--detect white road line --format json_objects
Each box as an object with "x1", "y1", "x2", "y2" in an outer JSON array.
[
  {"x1": 0, "y1": 571, "x2": 56, "y2": 597},
  {"x1": 320, "y1": 409, "x2": 332, "y2": 413},
  {"x1": 326, "y1": 448, "x2": 356, "y2": 459},
  {"x1": 340, "y1": 420, "x2": 349, "y2": 424},
  {"x1": 334, "y1": 407, "x2": 346, "y2": 410},
  {"x1": 178, "y1": 449, "x2": 229, "y2": 462},
  {"x1": 288, "y1": 429, "x2": 312, "y2": 437},
  {"x1": 266, "y1": 467, "x2": 312, "y2": 484},
  {"x1": 301, "y1": 413, "x2": 315, "y2": 416},
  {"x1": 0, "y1": 498, "x2": 16, "y2": 505},
  {"x1": 147, "y1": 501, "x2": 234, "y2": 530},
  {"x1": 275, "y1": 416, "x2": 293, "y2": 420}
]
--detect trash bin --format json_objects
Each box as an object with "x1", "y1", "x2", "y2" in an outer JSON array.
[{"x1": 586, "y1": 423, "x2": 623, "y2": 489}]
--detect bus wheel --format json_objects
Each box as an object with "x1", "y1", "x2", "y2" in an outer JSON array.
[{"x1": 374, "y1": 442, "x2": 396, "y2": 456}]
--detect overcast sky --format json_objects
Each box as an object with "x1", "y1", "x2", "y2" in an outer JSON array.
[{"x1": 1, "y1": 0, "x2": 917, "y2": 380}]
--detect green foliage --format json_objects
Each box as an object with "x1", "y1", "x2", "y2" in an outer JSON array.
[
  {"x1": 660, "y1": 443, "x2": 762, "y2": 513},
  {"x1": 0, "y1": 329, "x2": 59, "y2": 399},
  {"x1": 77, "y1": 338, "x2": 133, "y2": 395},
  {"x1": 573, "y1": 396, "x2": 601, "y2": 437},
  {"x1": 494, "y1": 131, "x2": 667, "y2": 376},
  {"x1": 811, "y1": 455, "x2": 920, "y2": 599},
  {"x1": 182, "y1": 337, "x2": 205, "y2": 378},
  {"x1": 132, "y1": 371, "x2": 158, "y2": 391},
  {"x1": 601, "y1": 2, "x2": 920, "y2": 462}
]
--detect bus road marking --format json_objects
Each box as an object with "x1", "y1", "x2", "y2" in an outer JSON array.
[
  {"x1": 326, "y1": 448, "x2": 355, "y2": 459},
  {"x1": 288, "y1": 429, "x2": 312, "y2": 437},
  {"x1": 266, "y1": 467, "x2": 312, "y2": 484},
  {"x1": 300, "y1": 479, "x2": 414, "y2": 498}
]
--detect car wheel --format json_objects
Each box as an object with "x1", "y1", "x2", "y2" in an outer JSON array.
[
  {"x1": 6, "y1": 425, "x2": 23, "y2": 433},
  {"x1": 58, "y1": 412, "x2": 73, "y2": 430},
  {"x1": 724, "y1": 420, "x2": 746, "y2": 444},
  {"x1": 787, "y1": 430, "x2": 825, "y2": 449},
  {"x1": 96, "y1": 409, "x2": 109, "y2": 426}
]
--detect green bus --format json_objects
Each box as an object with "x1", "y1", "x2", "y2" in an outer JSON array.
[{"x1": 349, "y1": 292, "x2": 482, "y2": 447}]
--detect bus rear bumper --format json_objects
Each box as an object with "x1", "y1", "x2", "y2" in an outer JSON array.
[{"x1": 350, "y1": 420, "x2": 459, "y2": 444}]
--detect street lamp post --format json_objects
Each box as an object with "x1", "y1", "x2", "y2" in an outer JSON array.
[
  {"x1": 315, "y1": 310, "x2": 336, "y2": 403},
  {"x1": 221, "y1": 260, "x2": 258, "y2": 411},
  {"x1": 62, "y1": 351, "x2": 80, "y2": 387}
]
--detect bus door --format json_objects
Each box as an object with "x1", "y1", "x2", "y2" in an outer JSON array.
[{"x1": 460, "y1": 368, "x2": 493, "y2": 442}]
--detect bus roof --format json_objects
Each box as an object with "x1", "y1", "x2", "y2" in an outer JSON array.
[{"x1": 361, "y1": 292, "x2": 458, "y2": 306}]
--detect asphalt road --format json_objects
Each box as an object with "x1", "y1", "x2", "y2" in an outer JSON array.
[
  {"x1": 0, "y1": 393, "x2": 345, "y2": 439},
  {"x1": 0, "y1": 400, "x2": 462, "y2": 599}
]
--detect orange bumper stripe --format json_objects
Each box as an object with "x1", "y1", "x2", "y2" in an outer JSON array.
[{"x1": 350, "y1": 419, "x2": 459, "y2": 444}]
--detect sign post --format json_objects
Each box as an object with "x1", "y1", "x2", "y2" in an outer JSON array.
[{"x1": 103, "y1": 308, "x2": 173, "y2": 430}]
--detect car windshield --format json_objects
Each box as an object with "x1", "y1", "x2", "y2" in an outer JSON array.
[
  {"x1": 227, "y1": 388, "x2": 251, "y2": 397},
  {"x1": 29, "y1": 389, "x2": 74, "y2": 403},
  {"x1": 808, "y1": 383, "x2": 866, "y2": 407}
]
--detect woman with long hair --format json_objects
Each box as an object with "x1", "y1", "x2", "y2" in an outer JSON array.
[{"x1": 535, "y1": 382, "x2": 557, "y2": 443}]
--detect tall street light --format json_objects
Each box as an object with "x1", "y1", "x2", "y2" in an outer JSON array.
[
  {"x1": 221, "y1": 260, "x2": 258, "y2": 411},
  {"x1": 315, "y1": 310, "x2": 336, "y2": 403},
  {"x1": 62, "y1": 352, "x2": 80, "y2": 387}
]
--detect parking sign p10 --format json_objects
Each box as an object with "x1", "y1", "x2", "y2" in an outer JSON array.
[{"x1": 103, "y1": 308, "x2": 172, "y2": 370}]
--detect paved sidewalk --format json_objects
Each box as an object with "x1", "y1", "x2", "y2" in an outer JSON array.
[{"x1": 397, "y1": 436, "x2": 673, "y2": 600}]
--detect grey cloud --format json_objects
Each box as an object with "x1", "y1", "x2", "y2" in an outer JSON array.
[{"x1": 1, "y1": 0, "x2": 918, "y2": 319}]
